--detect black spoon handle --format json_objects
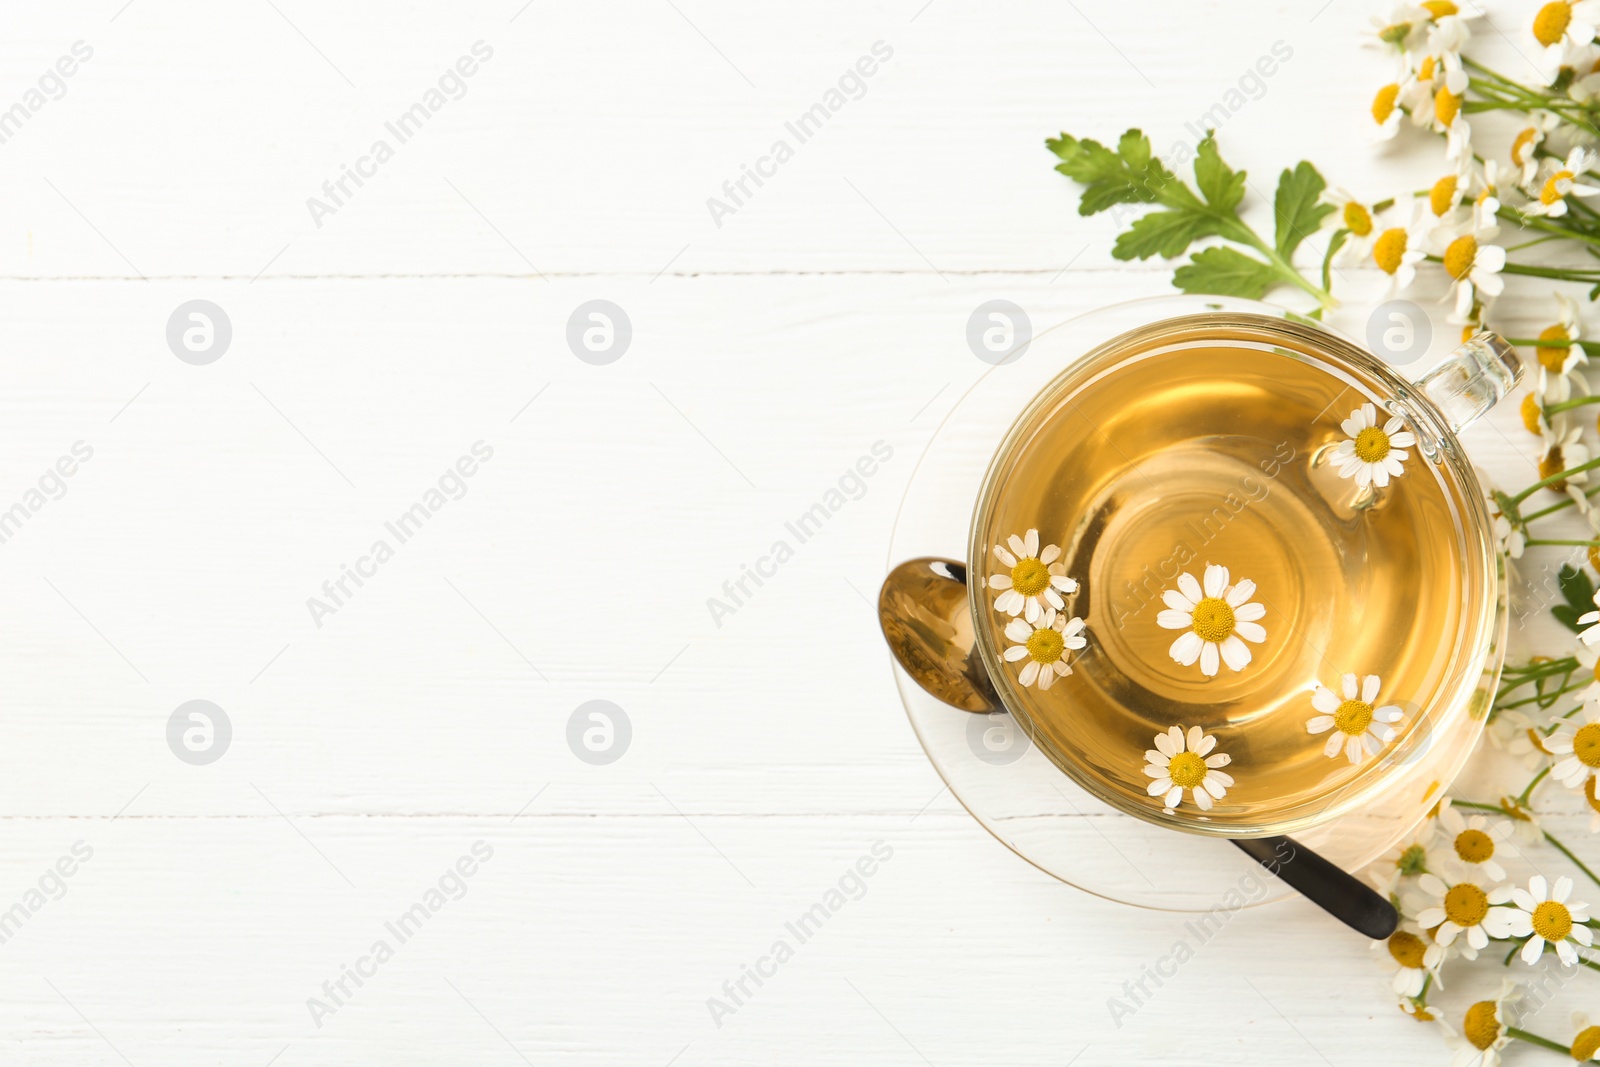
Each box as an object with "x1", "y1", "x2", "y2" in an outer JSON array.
[{"x1": 1231, "y1": 836, "x2": 1398, "y2": 939}]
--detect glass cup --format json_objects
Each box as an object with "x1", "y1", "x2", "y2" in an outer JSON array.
[{"x1": 966, "y1": 308, "x2": 1518, "y2": 847}]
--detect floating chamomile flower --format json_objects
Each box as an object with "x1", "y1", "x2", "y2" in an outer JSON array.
[
  {"x1": 1413, "y1": 870, "x2": 1518, "y2": 957},
  {"x1": 1332, "y1": 402, "x2": 1416, "y2": 488},
  {"x1": 1432, "y1": 799, "x2": 1512, "y2": 882},
  {"x1": 1546, "y1": 705, "x2": 1600, "y2": 789},
  {"x1": 1143, "y1": 725, "x2": 1233, "y2": 813},
  {"x1": 1306, "y1": 673, "x2": 1406, "y2": 764},
  {"x1": 1156, "y1": 564, "x2": 1266, "y2": 677},
  {"x1": 1001, "y1": 608, "x2": 1085, "y2": 691},
  {"x1": 1439, "y1": 222, "x2": 1506, "y2": 319},
  {"x1": 1375, "y1": 926, "x2": 1444, "y2": 997},
  {"x1": 1499, "y1": 874, "x2": 1594, "y2": 966},
  {"x1": 988, "y1": 528, "x2": 1077, "y2": 623},
  {"x1": 1442, "y1": 979, "x2": 1520, "y2": 1067}
]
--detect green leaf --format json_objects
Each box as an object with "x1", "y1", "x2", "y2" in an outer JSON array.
[
  {"x1": 1113, "y1": 210, "x2": 1227, "y2": 261},
  {"x1": 1559, "y1": 563, "x2": 1595, "y2": 610},
  {"x1": 1193, "y1": 134, "x2": 1245, "y2": 214},
  {"x1": 1047, "y1": 129, "x2": 1185, "y2": 216},
  {"x1": 1553, "y1": 604, "x2": 1587, "y2": 634},
  {"x1": 1172, "y1": 246, "x2": 1278, "y2": 298},
  {"x1": 1273, "y1": 161, "x2": 1335, "y2": 258}
]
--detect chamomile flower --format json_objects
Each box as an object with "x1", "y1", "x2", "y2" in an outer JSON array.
[
  {"x1": 1486, "y1": 481, "x2": 1527, "y2": 560},
  {"x1": 1510, "y1": 112, "x2": 1560, "y2": 186},
  {"x1": 1375, "y1": 925, "x2": 1445, "y2": 997},
  {"x1": 1470, "y1": 158, "x2": 1505, "y2": 230},
  {"x1": 1001, "y1": 608, "x2": 1086, "y2": 691},
  {"x1": 1526, "y1": 146, "x2": 1600, "y2": 217},
  {"x1": 1534, "y1": 292, "x2": 1587, "y2": 397},
  {"x1": 1441, "y1": 979, "x2": 1520, "y2": 1067},
  {"x1": 1546, "y1": 705, "x2": 1600, "y2": 788},
  {"x1": 1369, "y1": 3, "x2": 1435, "y2": 53},
  {"x1": 1372, "y1": 202, "x2": 1432, "y2": 290},
  {"x1": 1326, "y1": 188, "x2": 1379, "y2": 258},
  {"x1": 1538, "y1": 425, "x2": 1591, "y2": 510},
  {"x1": 1426, "y1": 166, "x2": 1470, "y2": 221},
  {"x1": 1493, "y1": 708, "x2": 1557, "y2": 770},
  {"x1": 1498, "y1": 874, "x2": 1594, "y2": 965},
  {"x1": 1306, "y1": 673, "x2": 1407, "y2": 764},
  {"x1": 1415, "y1": 870, "x2": 1519, "y2": 957},
  {"x1": 1433, "y1": 799, "x2": 1512, "y2": 882},
  {"x1": 1371, "y1": 81, "x2": 1407, "y2": 140},
  {"x1": 1439, "y1": 222, "x2": 1506, "y2": 319},
  {"x1": 1143, "y1": 725, "x2": 1233, "y2": 813},
  {"x1": 1431, "y1": 85, "x2": 1473, "y2": 160},
  {"x1": 1498, "y1": 794, "x2": 1546, "y2": 844},
  {"x1": 988, "y1": 529, "x2": 1077, "y2": 623},
  {"x1": 1533, "y1": 0, "x2": 1600, "y2": 51},
  {"x1": 1156, "y1": 564, "x2": 1266, "y2": 677},
  {"x1": 1569, "y1": 1013, "x2": 1600, "y2": 1062},
  {"x1": 1332, "y1": 402, "x2": 1416, "y2": 488},
  {"x1": 1585, "y1": 777, "x2": 1600, "y2": 832}
]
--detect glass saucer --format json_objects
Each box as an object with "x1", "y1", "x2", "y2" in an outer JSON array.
[{"x1": 886, "y1": 294, "x2": 1415, "y2": 911}]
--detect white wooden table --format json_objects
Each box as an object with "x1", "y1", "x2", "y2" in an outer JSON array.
[{"x1": 0, "y1": 2, "x2": 1582, "y2": 1063}]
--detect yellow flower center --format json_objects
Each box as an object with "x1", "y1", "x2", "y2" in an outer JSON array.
[
  {"x1": 1430, "y1": 175, "x2": 1458, "y2": 216},
  {"x1": 1513, "y1": 127, "x2": 1541, "y2": 166},
  {"x1": 1574, "y1": 722, "x2": 1600, "y2": 767},
  {"x1": 1574, "y1": 1027, "x2": 1600, "y2": 1061},
  {"x1": 1343, "y1": 201, "x2": 1373, "y2": 236},
  {"x1": 1455, "y1": 828, "x2": 1495, "y2": 863},
  {"x1": 1540, "y1": 446, "x2": 1570, "y2": 489},
  {"x1": 1190, "y1": 596, "x2": 1235, "y2": 643},
  {"x1": 1538, "y1": 324, "x2": 1572, "y2": 370},
  {"x1": 1542, "y1": 170, "x2": 1574, "y2": 205},
  {"x1": 1025, "y1": 626, "x2": 1065, "y2": 664},
  {"x1": 1444, "y1": 882, "x2": 1489, "y2": 927},
  {"x1": 1387, "y1": 931, "x2": 1427, "y2": 968},
  {"x1": 1009, "y1": 557, "x2": 1051, "y2": 597},
  {"x1": 1443, "y1": 234, "x2": 1478, "y2": 279},
  {"x1": 1334, "y1": 698, "x2": 1375, "y2": 736},
  {"x1": 1521, "y1": 393, "x2": 1545, "y2": 433},
  {"x1": 1535, "y1": 0, "x2": 1574, "y2": 46},
  {"x1": 1435, "y1": 86, "x2": 1462, "y2": 126},
  {"x1": 1372, "y1": 83, "x2": 1401, "y2": 124},
  {"x1": 1167, "y1": 750, "x2": 1207, "y2": 789},
  {"x1": 1373, "y1": 228, "x2": 1408, "y2": 273},
  {"x1": 1533, "y1": 899, "x2": 1574, "y2": 942},
  {"x1": 1418, "y1": 55, "x2": 1439, "y2": 81},
  {"x1": 1422, "y1": 0, "x2": 1458, "y2": 15},
  {"x1": 1464, "y1": 1000, "x2": 1502, "y2": 1050},
  {"x1": 1528, "y1": 727, "x2": 1554, "y2": 755},
  {"x1": 1592, "y1": 546, "x2": 1600, "y2": 579},
  {"x1": 1355, "y1": 426, "x2": 1391, "y2": 462},
  {"x1": 1586, "y1": 776, "x2": 1600, "y2": 815}
]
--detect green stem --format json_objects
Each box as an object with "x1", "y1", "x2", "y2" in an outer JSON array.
[
  {"x1": 1507, "y1": 1027, "x2": 1572, "y2": 1055},
  {"x1": 1518, "y1": 766, "x2": 1553, "y2": 806},
  {"x1": 1546, "y1": 827, "x2": 1600, "y2": 893},
  {"x1": 1544, "y1": 394, "x2": 1600, "y2": 417},
  {"x1": 1499, "y1": 207, "x2": 1600, "y2": 252},
  {"x1": 1499, "y1": 680, "x2": 1586, "y2": 709},
  {"x1": 1511, "y1": 455, "x2": 1600, "y2": 503},
  {"x1": 1524, "y1": 538, "x2": 1600, "y2": 547}
]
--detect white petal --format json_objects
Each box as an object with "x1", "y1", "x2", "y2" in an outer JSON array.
[
  {"x1": 1018, "y1": 661, "x2": 1039, "y2": 685},
  {"x1": 1147, "y1": 777, "x2": 1172, "y2": 797},
  {"x1": 1156, "y1": 726, "x2": 1181, "y2": 757},
  {"x1": 1194, "y1": 733, "x2": 1216, "y2": 756},
  {"x1": 1157, "y1": 609, "x2": 1194, "y2": 630},
  {"x1": 1162, "y1": 589, "x2": 1196, "y2": 613},
  {"x1": 1007, "y1": 534, "x2": 1027, "y2": 558},
  {"x1": 1203, "y1": 564, "x2": 1228, "y2": 598},
  {"x1": 1233, "y1": 602, "x2": 1265, "y2": 622},
  {"x1": 993, "y1": 545, "x2": 1016, "y2": 567},
  {"x1": 1362, "y1": 675, "x2": 1381, "y2": 703},
  {"x1": 1170, "y1": 631, "x2": 1203, "y2": 666},
  {"x1": 1341, "y1": 674, "x2": 1358, "y2": 699},
  {"x1": 1322, "y1": 732, "x2": 1344, "y2": 758},
  {"x1": 1225, "y1": 579, "x2": 1256, "y2": 606},
  {"x1": 1186, "y1": 725, "x2": 1205, "y2": 752},
  {"x1": 1219, "y1": 635, "x2": 1252, "y2": 671},
  {"x1": 1234, "y1": 621, "x2": 1266, "y2": 644},
  {"x1": 1311, "y1": 688, "x2": 1338, "y2": 713},
  {"x1": 1003, "y1": 645, "x2": 1029, "y2": 662},
  {"x1": 1307, "y1": 715, "x2": 1335, "y2": 735},
  {"x1": 1003, "y1": 619, "x2": 1032, "y2": 642},
  {"x1": 1177, "y1": 573, "x2": 1202, "y2": 603},
  {"x1": 1164, "y1": 786, "x2": 1183, "y2": 807},
  {"x1": 1039, "y1": 544, "x2": 1060, "y2": 565},
  {"x1": 1022, "y1": 529, "x2": 1039, "y2": 557},
  {"x1": 1200, "y1": 641, "x2": 1220, "y2": 676},
  {"x1": 1192, "y1": 787, "x2": 1213, "y2": 811}
]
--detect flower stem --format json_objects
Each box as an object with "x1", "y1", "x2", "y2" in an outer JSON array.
[
  {"x1": 1543, "y1": 394, "x2": 1600, "y2": 417},
  {"x1": 1524, "y1": 538, "x2": 1600, "y2": 547},
  {"x1": 1508, "y1": 1027, "x2": 1572, "y2": 1055},
  {"x1": 1546, "y1": 827, "x2": 1600, "y2": 893},
  {"x1": 1511, "y1": 455, "x2": 1600, "y2": 503},
  {"x1": 1517, "y1": 765, "x2": 1552, "y2": 806}
]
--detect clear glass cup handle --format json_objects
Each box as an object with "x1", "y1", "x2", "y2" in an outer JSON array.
[{"x1": 1416, "y1": 332, "x2": 1523, "y2": 435}]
